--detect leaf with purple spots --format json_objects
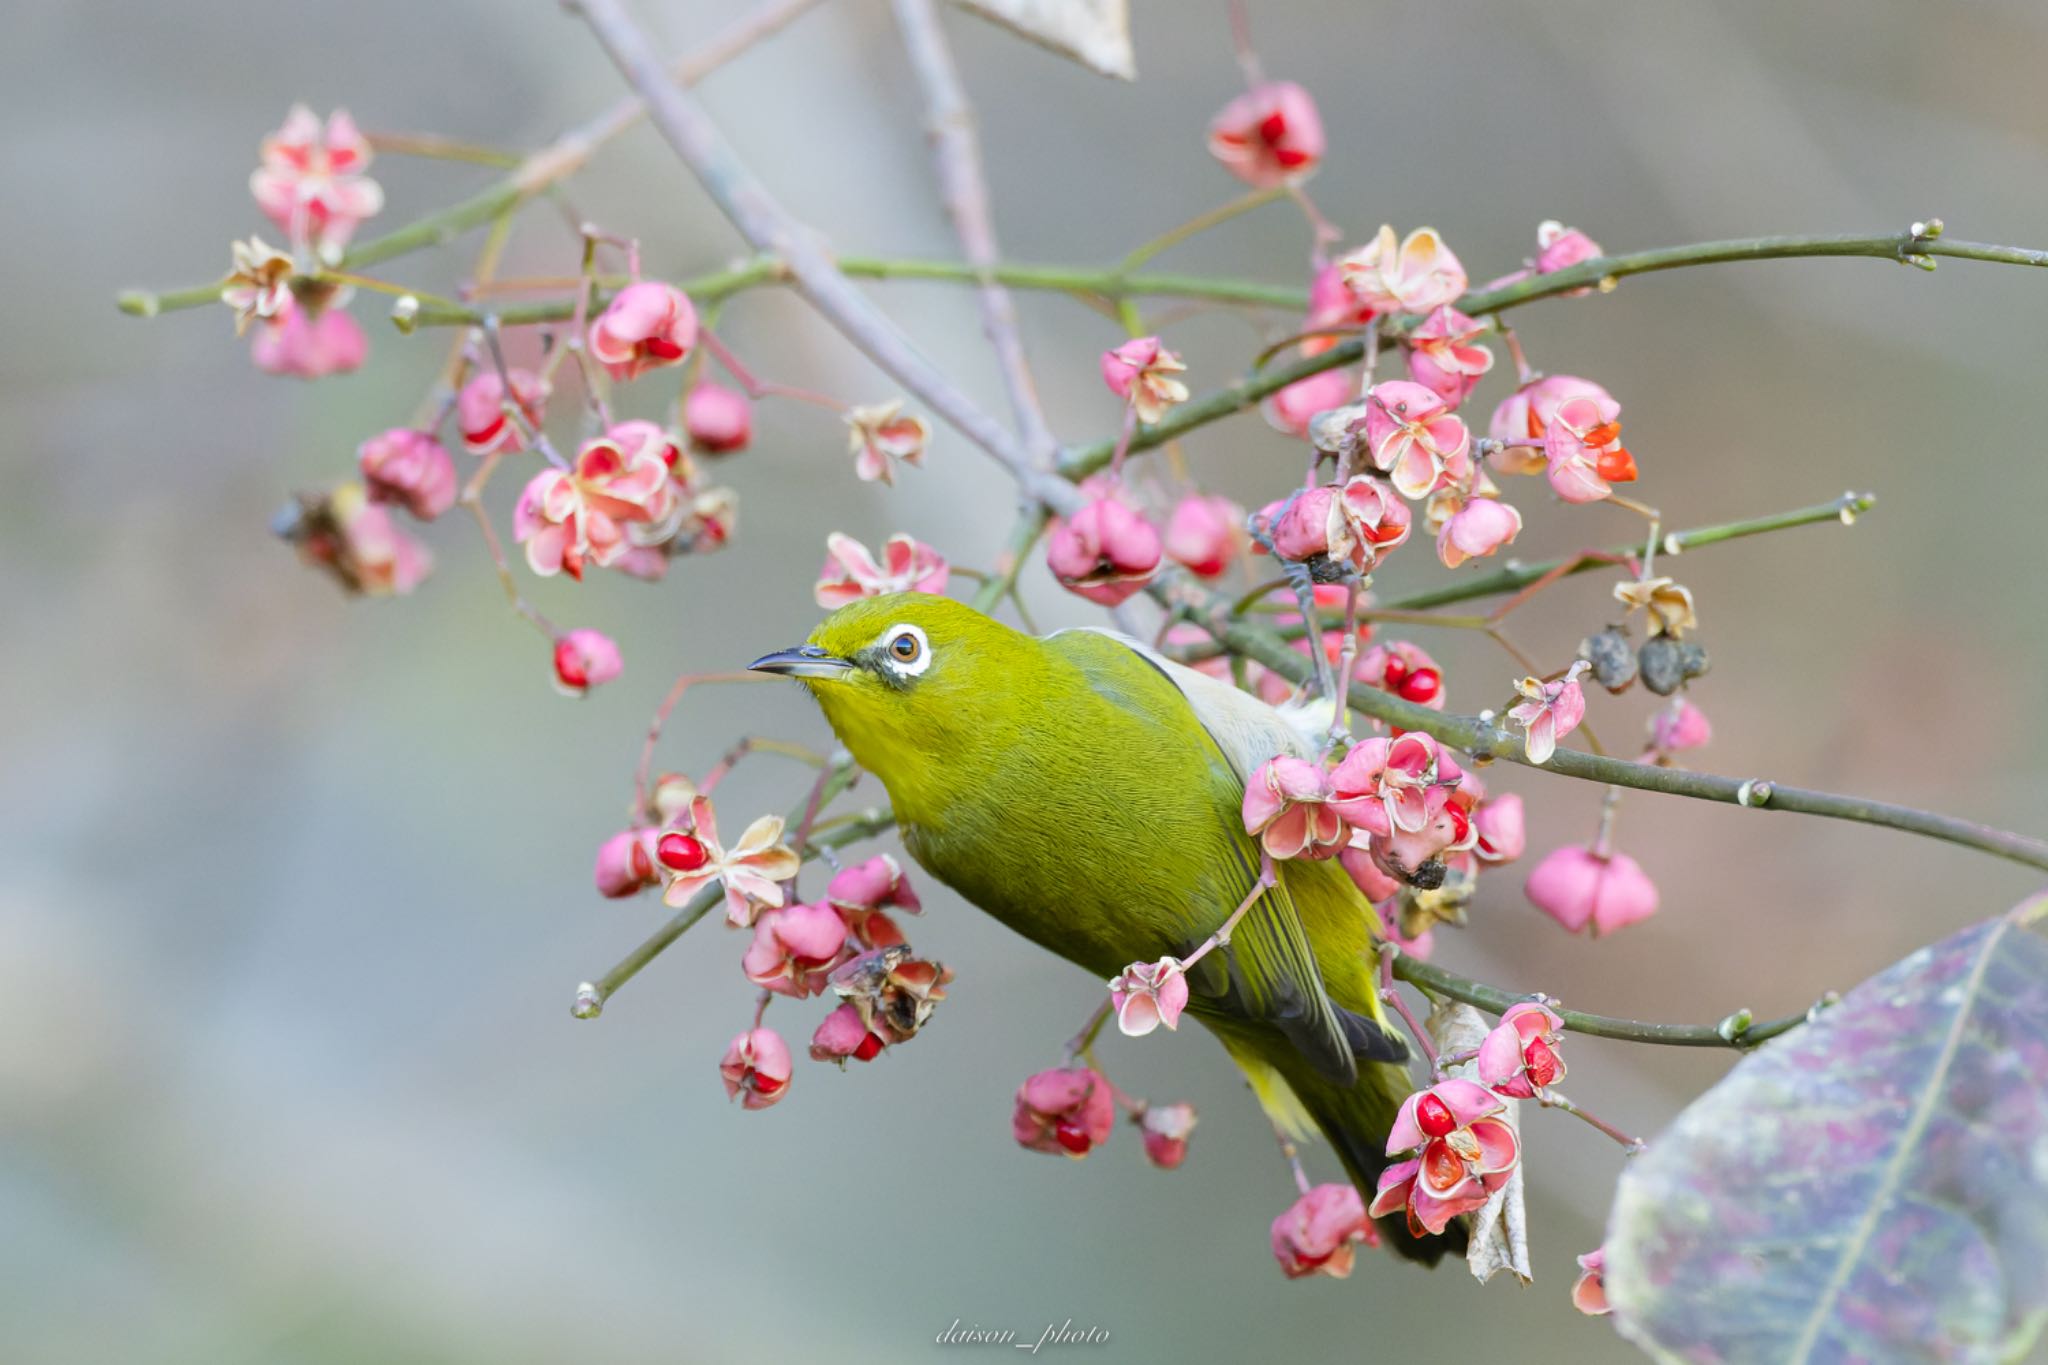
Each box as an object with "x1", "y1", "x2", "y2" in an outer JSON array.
[{"x1": 1604, "y1": 893, "x2": 2048, "y2": 1363}]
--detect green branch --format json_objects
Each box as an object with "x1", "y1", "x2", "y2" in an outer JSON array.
[
  {"x1": 1381, "y1": 491, "x2": 1875, "y2": 614},
  {"x1": 1058, "y1": 225, "x2": 2048, "y2": 479},
  {"x1": 1210, "y1": 613, "x2": 2048, "y2": 875},
  {"x1": 573, "y1": 758, "x2": 874, "y2": 1018},
  {"x1": 1174, "y1": 492, "x2": 1879, "y2": 663},
  {"x1": 1391, "y1": 953, "x2": 1814, "y2": 1050}
]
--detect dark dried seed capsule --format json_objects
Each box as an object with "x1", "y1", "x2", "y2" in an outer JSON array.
[
  {"x1": 1306, "y1": 553, "x2": 1348, "y2": 584},
  {"x1": 1678, "y1": 641, "x2": 1712, "y2": 680},
  {"x1": 1407, "y1": 858, "x2": 1448, "y2": 891},
  {"x1": 1638, "y1": 635, "x2": 1686, "y2": 696},
  {"x1": 1579, "y1": 627, "x2": 1638, "y2": 693}
]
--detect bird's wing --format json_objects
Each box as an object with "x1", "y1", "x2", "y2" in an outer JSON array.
[{"x1": 1049, "y1": 628, "x2": 1361, "y2": 1085}]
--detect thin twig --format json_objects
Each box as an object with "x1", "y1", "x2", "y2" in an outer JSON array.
[
  {"x1": 892, "y1": 0, "x2": 1059, "y2": 464},
  {"x1": 573, "y1": 0, "x2": 1083, "y2": 519},
  {"x1": 1207, "y1": 609, "x2": 2048, "y2": 873}
]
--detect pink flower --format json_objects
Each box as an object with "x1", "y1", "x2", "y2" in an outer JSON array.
[
  {"x1": 588, "y1": 281, "x2": 698, "y2": 382},
  {"x1": 825, "y1": 854, "x2": 922, "y2": 916},
  {"x1": 249, "y1": 105, "x2": 383, "y2": 258},
  {"x1": 810, "y1": 1001, "x2": 889, "y2": 1063},
  {"x1": 1138, "y1": 1103, "x2": 1198, "y2": 1170},
  {"x1": 1535, "y1": 221, "x2": 1604, "y2": 278},
  {"x1": 609, "y1": 545, "x2": 670, "y2": 583},
  {"x1": 1370, "y1": 1078, "x2": 1520, "y2": 1237},
  {"x1": 1330, "y1": 733, "x2": 1464, "y2": 838},
  {"x1": 1363, "y1": 380, "x2": 1472, "y2": 499},
  {"x1": 1359, "y1": 641, "x2": 1445, "y2": 710},
  {"x1": 1543, "y1": 393, "x2": 1637, "y2": 504},
  {"x1": 719, "y1": 1027, "x2": 792, "y2": 1111},
  {"x1": 647, "y1": 772, "x2": 697, "y2": 826},
  {"x1": 1339, "y1": 226, "x2": 1468, "y2": 316},
  {"x1": 457, "y1": 368, "x2": 548, "y2": 456},
  {"x1": 1100, "y1": 337, "x2": 1189, "y2": 425},
  {"x1": 1573, "y1": 1247, "x2": 1612, "y2": 1315},
  {"x1": 250, "y1": 297, "x2": 367, "y2": 379},
  {"x1": 1487, "y1": 375, "x2": 1615, "y2": 461},
  {"x1": 654, "y1": 794, "x2": 801, "y2": 927},
  {"x1": 593, "y1": 827, "x2": 661, "y2": 899},
  {"x1": 1525, "y1": 844, "x2": 1660, "y2": 936},
  {"x1": 1364, "y1": 804, "x2": 1474, "y2": 886},
  {"x1": 684, "y1": 381, "x2": 752, "y2": 454},
  {"x1": 552, "y1": 629, "x2": 622, "y2": 697},
  {"x1": 844, "y1": 401, "x2": 930, "y2": 484},
  {"x1": 1473, "y1": 792, "x2": 1526, "y2": 864},
  {"x1": 825, "y1": 853, "x2": 922, "y2": 950},
  {"x1": 1339, "y1": 845, "x2": 1402, "y2": 903},
  {"x1": 221, "y1": 237, "x2": 295, "y2": 335},
  {"x1": 1507, "y1": 663, "x2": 1589, "y2": 765},
  {"x1": 1373, "y1": 896, "x2": 1436, "y2": 959},
  {"x1": 742, "y1": 901, "x2": 851, "y2": 998},
  {"x1": 1271, "y1": 1184, "x2": 1375, "y2": 1279},
  {"x1": 1164, "y1": 494, "x2": 1245, "y2": 578},
  {"x1": 1257, "y1": 477, "x2": 1411, "y2": 575},
  {"x1": 1046, "y1": 496, "x2": 1161, "y2": 607},
  {"x1": 606, "y1": 417, "x2": 690, "y2": 476},
  {"x1": 1242, "y1": 756, "x2": 1348, "y2": 861},
  {"x1": 1109, "y1": 957, "x2": 1190, "y2": 1037},
  {"x1": 514, "y1": 433, "x2": 678, "y2": 581},
  {"x1": 1304, "y1": 262, "x2": 1378, "y2": 354},
  {"x1": 1649, "y1": 698, "x2": 1712, "y2": 754},
  {"x1": 1404, "y1": 306, "x2": 1494, "y2": 408},
  {"x1": 278, "y1": 483, "x2": 432, "y2": 596},
  {"x1": 1013, "y1": 1066, "x2": 1116, "y2": 1158},
  {"x1": 1258, "y1": 487, "x2": 1339, "y2": 566},
  {"x1": 1477, "y1": 1000, "x2": 1567, "y2": 1099},
  {"x1": 1207, "y1": 81, "x2": 1325, "y2": 187},
  {"x1": 813, "y1": 532, "x2": 950, "y2": 608},
  {"x1": 1263, "y1": 367, "x2": 1355, "y2": 438},
  {"x1": 828, "y1": 946, "x2": 952, "y2": 1045},
  {"x1": 358, "y1": 428, "x2": 455, "y2": 521},
  {"x1": 1433, "y1": 493, "x2": 1522, "y2": 569}
]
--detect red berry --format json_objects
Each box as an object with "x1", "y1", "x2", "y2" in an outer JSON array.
[
  {"x1": 1258, "y1": 110, "x2": 1288, "y2": 144},
  {"x1": 852, "y1": 1032, "x2": 885, "y2": 1062},
  {"x1": 1381, "y1": 655, "x2": 1409, "y2": 689},
  {"x1": 1399, "y1": 667, "x2": 1442, "y2": 704},
  {"x1": 1055, "y1": 1122, "x2": 1093, "y2": 1155},
  {"x1": 657, "y1": 832, "x2": 710, "y2": 872},
  {"x1": 1415, "y1": 1091, "x2": 1457, "y2": 1139},
  {"x1": 1597, "y1": 445, "x2": 1638, "y2": 483},
  {"x1": 553, "y1": 638, "x2": 589, "y2": 690}
]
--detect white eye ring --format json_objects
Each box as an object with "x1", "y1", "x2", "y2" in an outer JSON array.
[{"x1": 876, "y1": 623, "x2": 932, "y2": 677}]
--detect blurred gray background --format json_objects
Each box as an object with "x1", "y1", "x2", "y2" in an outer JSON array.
[{"x1": 8, "y1": 0, "x2": 2048, "y2": 1361}]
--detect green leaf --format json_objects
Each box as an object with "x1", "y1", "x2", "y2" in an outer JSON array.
[{"x1": 1605, "y1": 894, "x2": 2048, "y2": 1363}]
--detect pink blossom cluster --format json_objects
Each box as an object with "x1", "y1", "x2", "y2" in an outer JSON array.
[
  {"x1": 1366, "y1": 1000, "x2": 1568, "y2": 1242},
  {"x1": 1010, "y1": 1066, "x2": 1199, "y2": 1173},
  {"x1": 595, "y1": 795, "x2": 948, "y2": 1109},
  {"x1": 1239, "y1": 738, "x2": 1528, "y2": 925}
]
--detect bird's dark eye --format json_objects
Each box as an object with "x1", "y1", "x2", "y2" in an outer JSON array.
[{"x1": 890, "y1": 632, "x2": 922, "y2": 663}]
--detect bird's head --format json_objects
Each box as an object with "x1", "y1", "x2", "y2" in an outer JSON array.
[{"x1": 749, "y1": 593, "x2": 1030, "y2": 786}]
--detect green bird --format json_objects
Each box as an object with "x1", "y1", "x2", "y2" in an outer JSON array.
[{"x1": 752, "y1": 592, "x2": 1454, "y2": 1263}]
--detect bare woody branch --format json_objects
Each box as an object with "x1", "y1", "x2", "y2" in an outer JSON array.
[{"x1": 891, "y1": 0, "x2": 1061, "y2": 464}]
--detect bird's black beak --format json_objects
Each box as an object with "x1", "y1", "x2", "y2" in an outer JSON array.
[{"x1": 749, "y1": 645, "x2": 857, "y2": 680}]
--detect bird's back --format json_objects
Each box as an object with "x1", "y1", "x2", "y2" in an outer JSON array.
[{"x1": 891, "y1": 627, "x2": 1256, "y2": 982}]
